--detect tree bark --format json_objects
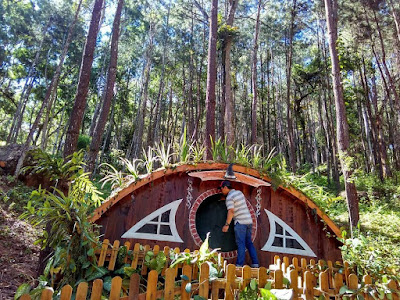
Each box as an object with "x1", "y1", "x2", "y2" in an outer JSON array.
[
  {"x1": 7, "y1": 19, "x2": 51, "y2": 144},
  {"x1": 41, "y1": 0, "x2": 84, "y2": 150},
  {"x1": 13, "y1": 3, "x2": 83, "y2": 176},
  {"x1": 324, "y1": 0, "x2": 359, "y2": 234},
  {"x1": 63, "y1": 0, "x2": 104, "y2": 159},
  {"x1": 222, "y1": 0, "x2": 238, "y2": 147},
  {"x1": 86, "y1": 0, "x2": 123, "y2": 173},
  {"x1": 251, "y1": 0, "x2": 262, "y2": 145},
  {"x1": 388, "y1": 0, "x2": 400, "y2": 44},
  {"x1": 153, "y1": 3, "x2": 171, "y2": 144},
  {"x1": 285, "y1": 0, "x2": 297, "y2": 172},
  {"x1": 205, "y1": 0, "x2": 218, "y2": 159}
]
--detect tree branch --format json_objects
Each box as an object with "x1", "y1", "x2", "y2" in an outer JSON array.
[{"x1": 193, "y1": 0, "x2": 209, "y2": 21}]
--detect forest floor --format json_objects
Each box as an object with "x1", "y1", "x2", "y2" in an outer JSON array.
[{"x1": 0, "y1": 178, "x2": 40, "y2": 300}]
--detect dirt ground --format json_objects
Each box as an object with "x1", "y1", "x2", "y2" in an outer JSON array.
[{"x1": 0, "y1": 188, "x2": 40, "y2": 299}]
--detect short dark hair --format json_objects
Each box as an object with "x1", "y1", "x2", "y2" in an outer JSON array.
[{"x1": 219, "y1": 180, "x2": 232, "y2": 189}]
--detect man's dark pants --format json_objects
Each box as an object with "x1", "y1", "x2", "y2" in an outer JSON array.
[{"x1": 234, "y1": 222, "x2": 259, "y2": 267}]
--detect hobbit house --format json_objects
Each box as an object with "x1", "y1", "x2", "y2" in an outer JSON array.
[{"x1": 91, "y1": 163, "x2": 342, "y2": 266}]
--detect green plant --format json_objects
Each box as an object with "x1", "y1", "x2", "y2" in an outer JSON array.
[
  {"x1": 99, "y1": 162, "x2": 126, "y2": 189},
  {"x1": 239, "y1": 279, "x2": 278, "y2": 300},
  {"x1": 170, "y1": 232, "x2": 223, "y2": 280},
  {"x1": 142, "y1": 146, "x2": 157, "y2": 174},
  {"x1": 77, "y1": 134, "x2": 91, "y2": 151},
  {"x1": 119, "y1": 157, "x2": 143, "y2": 180},
  {"x1": 22, "y1": 149, "x2": 102, "y2": 206},
  {"x1": 340, "y1": 229, "x2": 400, "y2": 282},
  {"x1": 250, "y1": 145, "x2": 264, "y2": 169},
  {"x1": 144, "y1": 250, "x2": 167, "y2": 274},
  {"x1": 190, "y1": 142, "x2": 206, "y2": 163},
  {"x1": 154, "y1": 141, "x2": 174, "y2": 168},
  {"x1": 178, "y1": 126, "x2": 190, "y2": 163},
  {"x1": 22, "y1": 149, "x2": 86, "y2": 183},
  {"x1": 0, "y1": 180, "x2": 34, "y2": 213},
  {"x1": 234, "y1": 144, "x2": 251, "y2": 166},
  {"x1": 21, "y1": 185, "x2": 101, "y2": 290},
  {"x1": 210, "y1": 137, "x2": 231, "y2": 162},
  {"x1": 336, "y1": 277, "x2": 400, "y2": 300}
]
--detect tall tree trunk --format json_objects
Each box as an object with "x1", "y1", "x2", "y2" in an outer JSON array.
[
  {"x1": 7, "y1": 19, "x2": 51, "y2": 144},
  {"x1": 130, "y1": 21, "x2": 154, "y2": 158},
  {"x1": 88, "y1": 39, "x2": 110, "y2": 138},
  {"x1": 205, "y1": 0, "x2": 218, "y2": 159},
  {"x1": 251, "y1": 0, "x2": 262, "y2": 145},
  {"x1": 192, "y1": 21, "x2": 207, "y2": 142},
  {"x1": 222, "y1": 0, "x2": 238, "y2": 147},
  {"x1": 13, "y1": 3, "x2": 83, "y2": 176},
  {"x1": 388, "y1": 0, "x2": 400, "y2": 44},
  {"x1": 324, "y1": 0, "x2": 359, "y2": 234},
  {"x1": 153, "y1": 3, "x2": 171, "y2": 144},
  {"x1": 94, "y1": 95, "x2": 117, "y2": 175},
  {"x1": 41, "y1": 0, "x2": 84, "y2": 150},
  {"x1": 86, "y1": 0, "x2": 123, "y2": 173},
  {"x1": 320, "y1": 16, "x2": 340, "y2": 191},
  {"x1": 285, "y1": 0, "x2": 297, "y2": 172},
  {"x1": 63, "y1": 0, "x2": 104, "y2": 158}
]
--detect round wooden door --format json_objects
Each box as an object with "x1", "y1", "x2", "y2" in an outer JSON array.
[{"x1": 195, "y1": 193, "x2": 237, "y2": 251}]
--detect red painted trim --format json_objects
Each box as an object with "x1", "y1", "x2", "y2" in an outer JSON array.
[{"x1": 188, "y1": 188, "x2": 257, "y2": 259}]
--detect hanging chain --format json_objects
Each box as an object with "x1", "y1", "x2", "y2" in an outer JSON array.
[
  {"x1": 186, "y1": 178, "x2": 193, "y2": 209},
  {"x1": 255, "y1": 187, "x2": 262, "y2": 217}
]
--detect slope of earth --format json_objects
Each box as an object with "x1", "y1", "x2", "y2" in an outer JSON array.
[{"x1": 0, "y1": 178, "x2": 40, "y2": 300}]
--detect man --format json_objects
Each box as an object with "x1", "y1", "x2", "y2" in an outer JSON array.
[{"x1": 220, "y1": 180, "x2": 259, "y2": 267}]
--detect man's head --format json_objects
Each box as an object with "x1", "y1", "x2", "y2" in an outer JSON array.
[{"x1": 219, "y1": 180, "x2": 232, "y2": 195}]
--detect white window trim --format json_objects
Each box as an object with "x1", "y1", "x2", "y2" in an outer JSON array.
[
  {"x1": 121, "y1": 199, "x2": 184, "y2": 243},
  {"x1": 261, "y1": 209, "x2": 316, "y2": 257}
]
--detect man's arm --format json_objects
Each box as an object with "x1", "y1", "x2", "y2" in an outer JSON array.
[{"x1": 222, "y1": 208, "x2": 234, "y2": 232}]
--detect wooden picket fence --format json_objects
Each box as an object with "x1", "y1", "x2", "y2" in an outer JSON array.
[
  {"x1": 19, "y1": 262, "x2": 400, "y2": 300},
  {"x1": 19, "y1": 240, "x2": 400, "y2": 300},
  {"x1": 95, "y1": 239, "x2": 196, "y2": 276}
]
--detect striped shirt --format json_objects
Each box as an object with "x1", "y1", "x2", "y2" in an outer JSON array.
[{"x1": 226, "y1": 189, "x2": 252, "y2": 225}]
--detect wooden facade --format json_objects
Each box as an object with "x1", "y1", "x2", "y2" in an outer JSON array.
[{"x1": 92, "y1": 163, "x2": 342, "y2": 266}]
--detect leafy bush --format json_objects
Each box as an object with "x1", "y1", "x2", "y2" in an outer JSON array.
[
  {"x1": 77, "y1": 134, "x2": 91, "y2": 151},
  {"x1": 355, "y1": 171, "x2": 400, "y2": 207},
  {"x1": 171, "y1": 233, "x2": 223, "y2": 280},
  {"x1": 340, "y1": 229, "x2": 400, "y2": 281},
  {"x1": 0, "y1": 177, "x2": 34, "y2": 213},
  {"x1": 239, "y1": 279, "x2": 277, "y2": 300},
  {"x1": 21, "y1": 186, "x2": 101, "y2": 291}
]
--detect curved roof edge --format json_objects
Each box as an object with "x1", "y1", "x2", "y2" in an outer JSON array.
[{"x1": 90, "y1": 163, "x2": 342, "y2": 237}]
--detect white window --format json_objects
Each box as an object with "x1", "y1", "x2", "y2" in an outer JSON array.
[
  {"x1": 121, "y1": 199, "x2": 184, "y2": 243},
  {"x1": 261, "y1": 209, "x2": 316, "y2": 257}
]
